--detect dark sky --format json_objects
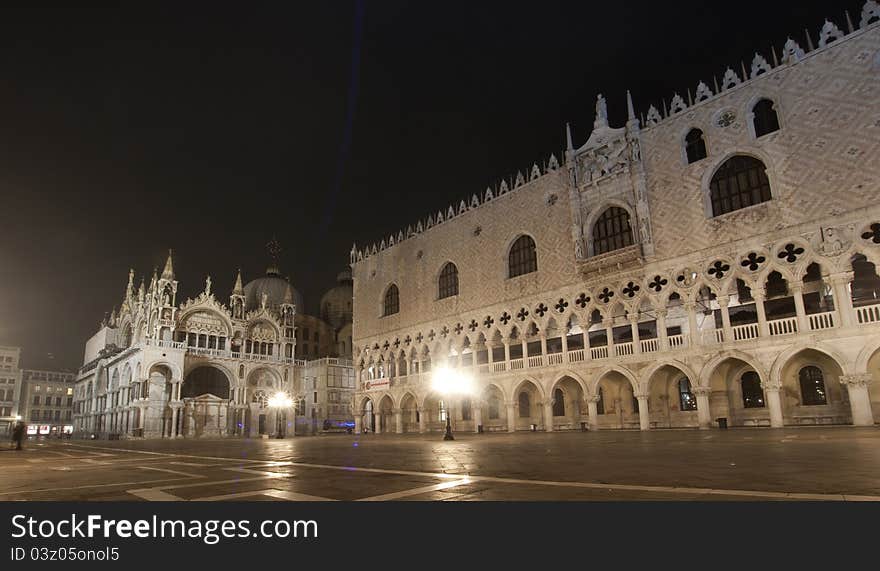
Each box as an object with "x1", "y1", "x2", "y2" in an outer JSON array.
[{"x1": 0, "y1": 1, "x2": 862, "y2": 370}]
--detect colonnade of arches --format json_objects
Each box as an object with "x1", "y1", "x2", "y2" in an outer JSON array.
[{"x1": 354, "y1": 343, "x2": 880, "y2": 433}]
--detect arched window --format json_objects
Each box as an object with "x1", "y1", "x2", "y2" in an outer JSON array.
[
  {"x1": 685, "y1": 128, "x2": 707, "y2": 163},
  {"x1": 596, "y1": 387, "x2": 605, "y2": 415},
  {"x1": 552, "y1": 388, "x2": 565, "y2": 417},
  {"x1": 678, "y1": 377, "x2": 697, "y2": 411},
  {"x1": 460, "y1": 398, "x2": 472, "y2": 421},
  {"x1": 488, "y1": 396, "x2": 500, "y2": 420},
  {"x1": 383, "y1": 284, "x2": 399, "y2": 316},
  {"x1": 799, "y1": 366, "x2": 827, "y2": 405},
  {"x1": 518, "y1": 391, "x2": 531, "y2": 418},
  {"x1": 709, "y1": 155, "x2": 772, "y2": 217},
  {"x1": 592, "y1": 207, "x2": 633, "y2": 255},
  {"x1": 438, "y1": 262, "x2": 459, "y2": 299},
  {"x1": 741, "y1": 371, "x2": 765, "y2": 408},
  {"x1": 752, "y1": 99, "x2": 780, "y2": 137},
  {"x1": 508, "y1": 235, "x2": 538, "y2": 278}
]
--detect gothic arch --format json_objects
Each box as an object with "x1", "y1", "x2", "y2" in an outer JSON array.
[
  {"x1": 642, "y1": 359, "x2": 700, "y2": 391},
  {"x1": 584, "y1": 200, "x2": 636, "y2": 257},
  {"x1": 589, "y1": 365, "x2": 639, "y2": 396},
  {"x1": 700, "y1": 350, "x2": 768, "y2": 388},
  {"x1": 856, "y1": 337, "x2": 880, "y2": 373},
  {"x1": 550, "y1": 370, "x2": 589, "y2": 396},
  {"x1": 700, "y1": 147, "x2": 777, "y2": 219},
  {"x1": 770, "y1": 342, "x2": 852, "y2": 382},
  {"x1": 177, "y1": 306, "x2": 235, "y2": 337}
]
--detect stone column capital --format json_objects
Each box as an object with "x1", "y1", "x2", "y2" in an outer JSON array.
[
  {"x1": 827, "y1": 271, "x2": 854, "y2": 285},
  {"x1": 586, "y1": 394, "x2": 601, "y2": 404},
  {"x1": 839, "y1": 373, "x2": 873, "y2": 387},
  {"x1": 655, "y1": 308, "x2": 668, "y2": 319},
  {"x1": 760, "y1": 380, "x2": 782, "y2": 391},
  {"x1": 692, "y1": 386, "x2": 712, "y2": 396},
  {"x1": 716, "y1": 295, "x2": 730, "y2": 308}
]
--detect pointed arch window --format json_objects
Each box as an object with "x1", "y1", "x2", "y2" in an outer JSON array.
[
  {"x1": 752, "y1": 98, "x2": 780, "y2": 137},
  {"x1": 383, "y1": 284, "x2": 399, "y2": 316},
  {"x1": 508, "y1": 235, "x2": 537, "y2": 278},
  {"x1": 741, "y1": 371, "x2": 765, "y2": 408},
  {"x1": 592, "y1": 207, "x2": 633, "y2": 255},
  {"x1": 799, "y1": 366, "x2": 827, "y2": 405},
  {"x1": 552, "y1": 388, "x2": 565, "y2": 417},
  {"x1": 709, "y1": 155, "x2": 772, "y2": 217},
  {"x1": 518, "y1": 391, "x2": 531, "y2": 418},
  {"x1": 685, "y1": 128, "x2": 707, "y2": 163},
  {"x1": 678, "y1": 377, "x2": 697, "y2": 411},
  {"x1": 438, "y1": 262, "x2": 459, "y2": 299}
]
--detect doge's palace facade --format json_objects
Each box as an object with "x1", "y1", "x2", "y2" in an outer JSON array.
[{"x1": 350, "y1": 4, "x2": 880, "y2": 435}]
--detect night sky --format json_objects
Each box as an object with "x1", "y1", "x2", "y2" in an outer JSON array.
[{"x1": 0, "y1": 1, "x2": 863, "y2": 370}]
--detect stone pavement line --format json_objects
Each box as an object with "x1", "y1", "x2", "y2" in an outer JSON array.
[
  {"x1": 128, "y1": 489, "x2": 184, "y2": 501},
  {"x1": 356, "y1": 478, "x2": 472, "y2": 501},
  {"x1": 193, "y1": 489, "x2": 335, "y2": 502},
  {"x1": 0, "y1": 476, "x2": 196, "y2": 497},
  {"x1": 56, "y1": 442, "x2": 880, "y2": 502},
  {"x1": 139, "y1": 466, "x2": 208, "y2": 478}
]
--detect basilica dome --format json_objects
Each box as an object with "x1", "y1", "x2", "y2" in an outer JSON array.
[
  {"x1": 243, "y1": 268, "x2": 303, "y2": 312},
  {"x1": 319, "y1": 269, "x2": 353, "y2": 329}
]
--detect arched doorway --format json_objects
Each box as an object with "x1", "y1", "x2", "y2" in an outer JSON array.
[
  {"x1": 704, "y1": 356, "x2": 769, "y2": 427},
  {"x1": 592, "y1": 370, "x2": 638, "y2": 429},
  {"x1": 181, "y1": 366, "x2": 231, "y2": 438},
  {"x1": 778, "y1": 349, "x2": 849, "y2": 425},
  {"x1": 550, "y1": 376, "x2": 586, "y2": 430}
]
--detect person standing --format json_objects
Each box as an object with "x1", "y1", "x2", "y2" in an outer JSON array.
[{"x1": 12, "y1": 421, "x2": 24, "y2": 451}]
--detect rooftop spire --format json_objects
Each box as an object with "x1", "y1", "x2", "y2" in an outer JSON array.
[
  {"x1": 232, "y1": 268, "x2": 244, "y2": 295},
  {"x1": 161, "y1": 249, "x2": 175, "y2": 280},
  {"x1": 565, "y1": 123, "x2": 574, "y2": 151},
  {"x1": 283, "y1": 279, "x2": 294, "y2": 305},
  {"x1": 626, "y1": 90, "x2": 636, "y2": 122}
]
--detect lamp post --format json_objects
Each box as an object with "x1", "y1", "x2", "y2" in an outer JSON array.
[
  {"x1": 267, "y1": 391, "x2": 293, "y2": 439},
  {"x1": 431, "y1": 366, "x2": 473, "y2": 441}
]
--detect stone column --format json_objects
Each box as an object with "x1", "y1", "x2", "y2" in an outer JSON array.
[
  {"x1": 629, "y1": 315, "x2": 641, "y2": 354},
  {"x1": 506, "y1": 402, "x2": 516, "y2": 433},
  {"x1": 418, "y1": 408, "x2": 426, "y2": 433},
  {"x1": 603, "y1": 318, "x2": 615, "y2": 354},
  {"x1": 636, "y1": 393, "x2": 650, "y2": 430},
  {"x1": 560, "y1": 328, "x2": 569, "y2": 360},
  {"x1": 543, "y1": 400, "x2": 554, "y2": 432},
  {"x1": 487, "y1": 343, "x2": 494, "y2": 369},
  {"x1": 717, "y1": 295, "x2": 732, "y2": 343},
  {"x1": 587, "y1": 396, "x2": 599, "y2": 430},
  {"x1": 374, "y1": 411, "x2": 381, "y2": 434},
  {"x1": 656, "y1": 308, "x2": 669, "y2": 350},
  {"x1": 539, "y1": 334, "x2": 548, "y2": 358},
  {"x1": 354, "y1": 413, "x2": 362, "y2": 434},
  {"x1": 503, "y1": 339, "x2": 511, "y2": 365},
  {"x1": 521, "y1": 339, "x2": 528, "y2": 363},
  {"x1": 753, "y1": 291, "x2": 769, "y2": 337},
  {"x1": 394, "y1": 408, "x2": 403, "y2": 434},
  {"x1": 762, "y1": 382, "x2": 784, "y2": 428},
  {"x1": 684, "y1": 302, "x2": 700, "y2": 346},
  {"x1": 473, "y1": 403, "x2": 482, "y2": 433},
  {"x1": 693, "y1": 387, "x2": 712, "y2": 429},
  {"x1": 840, "y1": 374, "x2": 875, "y2": 426},
  {"x1": 791, "y1": 285, "x2": 809, "y2": 332},
  {"x1": 829, "y1": 272, "x2": 856, "y2": 328},
  {"x1": 171, "y1": 404, "x2": 181, "y2": 438}
]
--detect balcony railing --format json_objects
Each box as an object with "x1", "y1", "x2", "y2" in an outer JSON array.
[
  {"x1": 768, "y1": 316, "x2": 798, "y2": 336},
  {"x1": 357, "y1": 303, "x2": 880, "y2": 390},
  {"x1": 640, "y1": 338, "x2": 659, "y2": 353},
  {"x1": 857, "y1": 305, "x2": 880, "y2": 325},
  {"x1": 809, "y1": 311, "x2": 835, "y2": 330},
  {"x1": 731, "y1": 323, "x2": 759, "y2": 341}
]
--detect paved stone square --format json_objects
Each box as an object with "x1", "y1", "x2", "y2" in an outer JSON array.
[{"x1": 1, "y1": 427, "x2": 879, "y2": 501}]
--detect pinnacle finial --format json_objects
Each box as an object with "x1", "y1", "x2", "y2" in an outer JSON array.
[
  {"x1": 593, "y1": 93, "x2": 608, "y2": 129},
  {"x1": 626, "y1": 91, "x2": 636, "y2": 122},
  {"x1": 232, "y1": 268, "x2": 244, "y2": 295},
  {"x1": 283, "y1": 280, "x2": 294, "y2": 305},
  {"x1": 565, "y1": 123, "x2": 574, "y2": 151},
  {"x1": 161, "y1": 249, "x2": 174, "y2": 280}
]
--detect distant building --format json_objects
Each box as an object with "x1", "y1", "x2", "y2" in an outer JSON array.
[
  {"x1": 18, "y1": 369, "x2": 76, "y2": 437},
  {"x1": 0, "y1": 346, "x2": 22, "y2": 435},
  {"x1": 73, "y1": 243, "x2": 355, "y2": 439}
]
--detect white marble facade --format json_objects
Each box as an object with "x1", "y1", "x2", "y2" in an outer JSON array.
[{"x1": 350, "y1": 6, "x2": 880, "y2": 433}]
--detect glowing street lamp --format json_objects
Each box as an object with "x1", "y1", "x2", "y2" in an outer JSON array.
[
  {"x1": 267, "y1": 391, "x2": 293, "y2": 439},
  {"x1": 431, "y1": 366, "x2": 474, "y2": 441}
]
